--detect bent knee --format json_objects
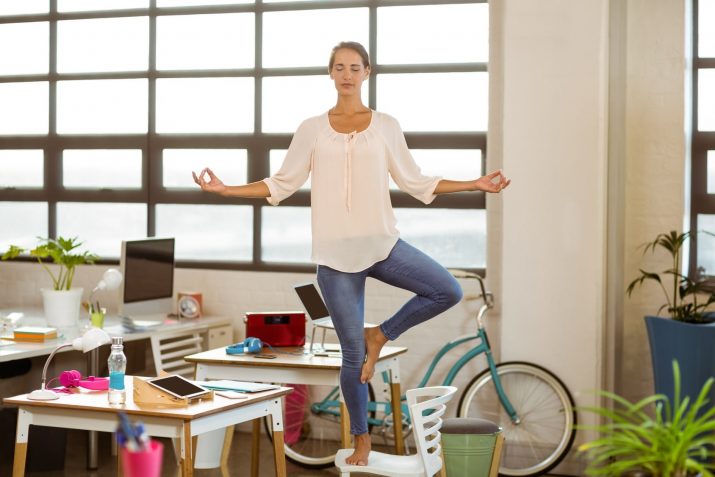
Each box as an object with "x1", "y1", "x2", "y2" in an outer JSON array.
[{"x1": 437, "y1": 279, "x2": 463, "y2": 308}]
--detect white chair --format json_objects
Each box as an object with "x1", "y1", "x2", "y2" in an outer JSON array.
[
  {"x1": 150, "y1": 330, "x2": 203, "y2": 378},
  {"x1": 335, "y1": 385, "x2": 457, "y2": 477}
]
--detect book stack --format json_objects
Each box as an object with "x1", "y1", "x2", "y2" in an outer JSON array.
[{"x1": 13, "y1": 326, "x2": 58, "y2": 342}]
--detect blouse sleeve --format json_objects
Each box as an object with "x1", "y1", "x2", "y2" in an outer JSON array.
[
  {"x1": 383, "y1": 115, "x2": 441, "y2": 204},
  {"x1": 262, "y1": 118, "x2": 316, "y2": 206}
]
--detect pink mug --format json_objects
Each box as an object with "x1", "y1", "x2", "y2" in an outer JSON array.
[{"x1": 121, "y1": 439, "x2": 163, "y2": 477}]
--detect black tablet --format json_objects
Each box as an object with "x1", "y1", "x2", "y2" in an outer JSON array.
[{"x1": 147, "y1": 375, "x2": 210, "y2": 399}]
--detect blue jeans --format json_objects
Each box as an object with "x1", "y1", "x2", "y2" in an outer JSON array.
[{"x1": 316, "y1": 239, "x2": 463, "y2": 435}]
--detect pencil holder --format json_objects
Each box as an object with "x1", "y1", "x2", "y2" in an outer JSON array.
[
  {"x1": 121, "y1": 439, "x2": 163, "y2": 477},
  {"x1": 90, "y1": 310, "x2": 105, "y2": 328}
]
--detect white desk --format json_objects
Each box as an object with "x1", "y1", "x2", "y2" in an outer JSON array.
[
  {"x1": 0, "y1": 312, "x2": 233, "y2": 469},
  {"x1": 186, "y1": 344, "x2": 408, "y2": 475},
  {"x1": 5, "y1": 376, "x2": 290, "y2": 477},
  {"x1": 0, "y1": 313, "x2": 232, "y2": 363}
]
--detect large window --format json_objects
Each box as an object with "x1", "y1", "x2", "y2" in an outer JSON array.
[
  {"x1": 692, "y1": 0, "x2": 715, "y2": 280},
  {"x1": 0, "y1": 0, "x2": 488, "y2": 271}
]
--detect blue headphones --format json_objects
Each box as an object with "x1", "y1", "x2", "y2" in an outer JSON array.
[{"x1": 226, "y1": 337, "x2": 263, "y2": 355}]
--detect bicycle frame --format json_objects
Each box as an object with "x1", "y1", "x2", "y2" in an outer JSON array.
[{"x1": 310, "y1": 272, "x2": 520, "y2": 429}]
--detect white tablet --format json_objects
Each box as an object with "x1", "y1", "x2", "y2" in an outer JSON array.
[{"x1": 147, "y1": 375, "x2": 211, "y2": 399}]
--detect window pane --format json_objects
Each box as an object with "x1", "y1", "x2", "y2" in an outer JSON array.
[
  {"x1": 394, "y1": 208, "x2": 486, "y2": 268},
  {"x1": 709, "y1": 151, "x2": 715, "y2": 194},
  {"x1": 157, "y1": 0, "x2": 252, "y2": 6},
  {"x1": 0, "y1": 82, "x2": 48, "y2": 135},
  {"x1": 378, "y1": 73, "x2": 487, "y2": 132},
  {"x1": 163, "y1": 149, "x2": 247, "y2": 189},
  {"x1": 700, "y1": 0, "x2": 715, "y2": 57},
  {"x1": 58, "y1": 17, "x2": 148, "y2": 73},
  {"x1": 155, "y1": 204, "x2": 252, "y2": 261},
  {"x1": 263, "y1": 75, "x2": 343, "y2": 133},
  {"x1": 57, "y1": 79, "x2": 148, "y2": 134},
  {"x1": 378, "y1": 4, "x2": 488, "y2": 64},
  {"x1": 390, "y1": 149, "x2": 482, "y2": 190},
  {"x1": 156, "y1": 78, "x2": 253, "y2": 133},
  {"x1": 57, "y1": 202, "x2": 147, "y2": 258},
  {"x1": 0, "y1": 202, "x2": 48, "y2": 252},
  {"x1": 157, "y1": 13, "x2": 254, "y2": 70},
  {"x1": 0, "y1": 0, "x2": 47, "y2": 15},
  {"x1": 0, "y1": 22, "x2": 48, "y2": 75},
  {"x1": 63, "y1": 150, "x2": 142, "y2": 188},
  {"x1": 270, "y1": 150, "x2": 310, "y2": 190},
  {"x1": 0, "y1": 150, "x2": 43, "y2": 187},
  {"x1": 58, "y1": 0, "x2": 148, "y2": 12},
  {"x1": 697, "y1": 215, "x2": 715, "y2": 276},
  {"x1": 263, "y1": 8, "x2": 368, "y2": 68},
  {"x1": 699, "y1": 69, "x2": 715, "y2": 131},
  {"x1": 262, "y1": 206, "x2": 311, "y2": 263}
]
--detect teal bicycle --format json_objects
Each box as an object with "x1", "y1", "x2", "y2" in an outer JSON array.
[{"x1": 265, "y1": 270, "x2": 576, "y2": 476}]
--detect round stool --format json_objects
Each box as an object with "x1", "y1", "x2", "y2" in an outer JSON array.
[{"x1": 440, "y1": 417, "x2": 503, "y2": 477}]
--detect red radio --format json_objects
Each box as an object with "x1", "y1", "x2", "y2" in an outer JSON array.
[{"x1": 244, "y1": 312, "x2": 306, "y2": 347}]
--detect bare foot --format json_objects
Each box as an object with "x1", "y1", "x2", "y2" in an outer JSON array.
[
  {"x1": 361, "y1": 326, "x2": 388, "y2": 384},
  {"x1": 345, "y1": 433, "x2": 371, "y2": 466}
]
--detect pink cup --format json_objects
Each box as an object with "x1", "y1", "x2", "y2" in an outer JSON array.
[{"x1": 121, "y1": 439, "x2": 163, "y2": 477}]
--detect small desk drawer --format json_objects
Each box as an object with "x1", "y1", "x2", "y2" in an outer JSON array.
[{"x1": 207, "y1": 324, "x2": 234, "y2": 349}]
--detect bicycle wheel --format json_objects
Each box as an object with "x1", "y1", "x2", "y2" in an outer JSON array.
[
  {"x1": 457, "y1": 361, "x2": 576, "y2": 476},
  {"x1": 264, "y1": 383, "x2": 375, "y2": 469}
]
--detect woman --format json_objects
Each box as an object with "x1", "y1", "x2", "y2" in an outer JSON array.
[{"x1": 193, "y1": 41, "x2": 510, "y2": 466}]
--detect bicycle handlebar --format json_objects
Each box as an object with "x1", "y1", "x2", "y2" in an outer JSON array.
[{"x1": 447, "y1": 268, "x2": 494, "y2": 308}]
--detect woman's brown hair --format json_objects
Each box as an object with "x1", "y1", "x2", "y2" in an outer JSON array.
[{"x1": 328, "y1": 41, "x2": 370, "y2": 71}]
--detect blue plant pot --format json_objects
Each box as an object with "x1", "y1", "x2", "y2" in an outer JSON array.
[{"x1": 645, "y1": 315, "x2": 715, "y2": 408}]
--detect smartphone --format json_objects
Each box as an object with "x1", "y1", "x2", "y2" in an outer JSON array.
[
  {"x1": 147, "y1": 375, "x2": 211, "y2": 399},
  {"x1": 254, "y1": 353, "x2": 277, "y2": 359}
]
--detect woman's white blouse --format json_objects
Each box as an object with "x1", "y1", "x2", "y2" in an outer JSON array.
[{"x1": 263, "y1": 111, "x2": 441, "y2": 273}]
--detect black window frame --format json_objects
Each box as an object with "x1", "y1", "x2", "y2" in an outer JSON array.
[
  {"x1": 690, "y1": 0, "x2": 715, "y2": 283},
  {"x1": 0, "y1": 0, "x2": 488, "y2": 274}
]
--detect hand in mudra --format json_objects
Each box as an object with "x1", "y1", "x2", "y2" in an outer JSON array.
[
  {"x1": 474, "y1": 169, "x2": 511, "y2": 193},
  {"x1": 192, "y1": 168, "x2": 226, "y2": 194}
]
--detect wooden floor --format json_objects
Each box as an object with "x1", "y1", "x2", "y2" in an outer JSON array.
[
  {"x1": 2, "y1": 427, "x2": 341, "y2": 477},
  {"x1": 1, "y1": 426, "x2": 569, "y2": 477}
]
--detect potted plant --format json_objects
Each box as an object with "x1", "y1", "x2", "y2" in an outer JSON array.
[
  {"x1": 626, "y1": 230, "x2": 715, "y2": 410},
  {"x1": 2, "y1": 236, "x2": 97, "y2": 328},
  {"x1": 578, "y1": 361, "x2": 715, "y2": 477}
]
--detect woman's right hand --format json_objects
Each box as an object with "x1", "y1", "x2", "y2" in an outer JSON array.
[{"x1": 193, "y1": 168, "x2": 227, "y2": 195}]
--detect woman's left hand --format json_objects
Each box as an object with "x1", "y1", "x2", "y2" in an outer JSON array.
[{"x1": 474, "y1": 169, "x2": 511, "y2": 193}]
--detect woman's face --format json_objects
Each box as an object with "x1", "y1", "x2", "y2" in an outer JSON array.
[{"x1": 330, "y1": 48, "x2": 369, "y2": 96}]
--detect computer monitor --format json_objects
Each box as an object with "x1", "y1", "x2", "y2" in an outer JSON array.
[{"x1": 118, "y1": 237, "x2": 175, "y2": 317}]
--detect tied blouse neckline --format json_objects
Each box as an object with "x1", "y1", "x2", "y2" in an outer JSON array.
[{"x1": 262, "y1": 110, "x2": 441, "y2": 273}]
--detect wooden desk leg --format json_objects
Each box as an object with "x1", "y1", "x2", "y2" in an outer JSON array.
[
  {"x1": 339, "y1": 400, "x2": 351, "y2": 448},
  {"x1": 269, "y1": 398, "x2": 287, "y2": 477},
  {"x1": 489, "y1": 434, "x2": 505, "y2": 477},
  {"x1": 251, "y1": 419, "x2": 261, "y2": 477},
  {"x1": 181, "y1": 422, "x2": 194, "y2": 477},
  {"x1": 12, "y1": 409, "x2": 30, "y2": 477},
  {"x1": 220, "y1": 425, "x2": 234, "y2": 477},
  {"x1": 389, "y1": 360, "x2": 405, "y2": 455}
]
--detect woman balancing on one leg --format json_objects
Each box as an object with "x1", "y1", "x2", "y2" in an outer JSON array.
[{"x1": 193, "y1": 41, "x2": 511, "y2": 466}]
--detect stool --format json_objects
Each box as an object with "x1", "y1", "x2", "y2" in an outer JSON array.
[{"x1": 440, "y1": 417, "x2": 504, "y2": 477}]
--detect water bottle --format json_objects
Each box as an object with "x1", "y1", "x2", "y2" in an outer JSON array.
[{"x1": 108, "y1": 336, "x2": 127, "y2": 405}]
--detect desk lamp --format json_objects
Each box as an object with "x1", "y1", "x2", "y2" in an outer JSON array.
[
  {"x1": 28, "y1": 327, "x2": 111, "y2": 401},
  {"x1": 89, "y1": 268, "x2": 123, "y2": 312}
]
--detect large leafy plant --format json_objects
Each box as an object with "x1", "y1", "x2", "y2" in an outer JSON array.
[
  {"x1": 578, "y1": 361, "x2": 715, "y2": 477},
  {"x1": 1, "y1": 236, "x2": 97, "y2": 291},
  {"x1": 627, "y1": 230, "x2": 715, "y2": 323}
]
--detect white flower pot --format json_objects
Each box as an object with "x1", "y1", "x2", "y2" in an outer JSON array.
[{"x1": 41, "y1": 288, "x2": 84, "y2": 329}]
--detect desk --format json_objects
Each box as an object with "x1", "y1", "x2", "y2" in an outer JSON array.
[
  {"x1": 0, "y1": 314, "x2": 232, "y2": 364},
  {"x1": 0, "y1": 313, "x2": 233, "y2": 469},
  {"x1": 4, "y1": 376, "x2": 290, "y2": 477},
  {"x1": 185, "y1": 344, "x2": 408, "y2": 469}
]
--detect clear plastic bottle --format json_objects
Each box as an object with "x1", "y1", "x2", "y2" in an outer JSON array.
[{"x1": 107, "y1": 336, "x2": 127, "y2": 405}]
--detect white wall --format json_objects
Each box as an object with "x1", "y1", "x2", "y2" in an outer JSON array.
[{"x1": 495, "y1": 2, "x2": 609, "y2": 471}]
